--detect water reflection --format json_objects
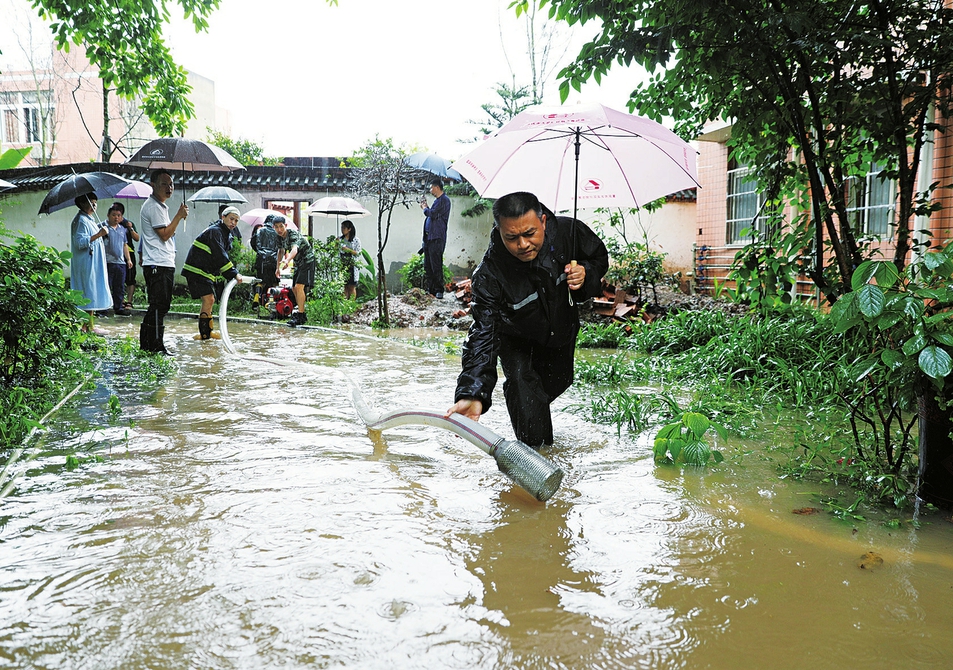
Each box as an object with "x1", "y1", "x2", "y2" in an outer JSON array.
[{"x1": 463, "y1": 492, "x2": 607, "y2": 667}]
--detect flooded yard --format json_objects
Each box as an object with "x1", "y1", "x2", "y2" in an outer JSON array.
[{"x1": 1, "y1": 317, "x2": 952, "y2": 669}]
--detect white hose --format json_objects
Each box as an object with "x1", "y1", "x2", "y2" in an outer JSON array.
[{"x1": 218, "y1": 278, "x2": 564, "y2": 501}]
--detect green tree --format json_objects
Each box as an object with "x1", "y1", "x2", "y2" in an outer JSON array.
[
  {"x1": 531, "y1": 0, "x2": 953, "y2": 303},
  {"x1": 468, "y1": 78, "x2": 535, "y2": 138},
  {"x1": 206, "y1": 128, "x2": 282, "y2": 166},
  {"x1": 28, "y1": 0, "x2": 222, "y2": 137},
  {"x1": 349, "y1": 135, "x2": 420, "y2": 327}
]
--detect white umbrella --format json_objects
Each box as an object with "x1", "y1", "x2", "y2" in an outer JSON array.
[
  {"x1": 306, "y1": 196, "x2": 370, "y2": 218},
  {"x1": 0, "y1": 178, "x2": 15, "y2": 192},
  {"x1": 188, "y1": 186, "x2": 247, "y2": 204},
  {"x1": 451, "y1": 102, "x2": 699, "y2": 218}
]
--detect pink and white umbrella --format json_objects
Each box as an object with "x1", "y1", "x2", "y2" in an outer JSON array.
[
  {"x1": 240, "y1": 208, "x2": 296, "y2": 229},
  {"x1": 115, "y1": 180, "x2": 152, "y2": 199},
  {"x1": 450, "y1": 103, "x2": 699, "y2": 216}
]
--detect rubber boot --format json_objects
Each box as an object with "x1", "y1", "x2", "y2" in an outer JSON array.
[
  {"x1": 156, "y1": 326, "x2": 172, "y2": 356},
  {"x1": 297, "y1": 312, "x2": 307, "y2": 327},
  {"x1": 196, "y1": 312, "x2": 213, "y2": 340}
]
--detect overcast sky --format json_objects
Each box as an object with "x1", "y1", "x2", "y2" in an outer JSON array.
[
  {"x1": 162, "y1": 0, "x2": 643, "y2": 160},
  {"x1": 0, "y1": 0, "x2": 647, "y2": 161}
]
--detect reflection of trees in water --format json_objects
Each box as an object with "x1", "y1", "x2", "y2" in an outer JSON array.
[{"x1": 464, "y1": 490, "x2": 608, "y2": 667}]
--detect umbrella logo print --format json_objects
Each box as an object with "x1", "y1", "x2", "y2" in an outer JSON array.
[
  {"x1": 150, "y1": 149, "x2": 164, "y2": 156},
  {"x1": 581, "y1": 178, "x2": 603, "y2": 193}
]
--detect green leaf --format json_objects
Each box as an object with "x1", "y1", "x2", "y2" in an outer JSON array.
[
  {"x1": 932, "y1": 332, "x2": 953, "y2": 346},
  {"x1": 872, "y1": 261, "x2": 900, "y2": 289},
  {"x1": 851, "y1": 260, "x2": 877, "y2": 291},
  {"x1": 880, "y1": 349, "x2": 905, "y2": 369},
  {"x1": 683, "y1": 412, "x2": 710, "y2": 438},
  {"x1": 857, "y1": 284, "x2": 885, "y2": 317},
  {"x1": 919, "y1": 346, "x2": 953, "y2": 379},
  {"x1": 903, "y1": 332, "x2": 927, "y2": 356}
]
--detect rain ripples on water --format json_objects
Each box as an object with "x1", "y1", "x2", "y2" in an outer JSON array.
[{"x1": 1, "y1": 318, "x2": 952, "y2": 669}]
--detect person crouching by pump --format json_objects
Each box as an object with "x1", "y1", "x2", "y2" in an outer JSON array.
[
  {"x1": 181, "y1": 206, "x2": 248, "y2": 340},
  {"x1": 273, "y1": 215, "x2": 315, "y2": 327}
]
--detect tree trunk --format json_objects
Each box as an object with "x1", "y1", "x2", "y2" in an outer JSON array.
[{"x1": 917, "y1": 390, "x2": 953, "y2": 509}]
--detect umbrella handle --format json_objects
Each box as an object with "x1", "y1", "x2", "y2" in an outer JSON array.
[{"x1": 568, "y1": 260, "x2": 577, "y2": 307}]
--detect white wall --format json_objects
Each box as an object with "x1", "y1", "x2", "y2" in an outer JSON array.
[{"x1": 1, "y1": 188, "x2": 697, "y2": 287}]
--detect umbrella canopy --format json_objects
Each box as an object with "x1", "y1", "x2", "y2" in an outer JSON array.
[
  {"x1": 188, "y1": 186, "x2": 247, "y2": 204},
  {"x1": 306, "y1": 196, "x2": 369, "y2": 218},
  {"x1": 0, "y1": 178, "x2": 15, "y2": 192},
  {"x1": 38, "y1": 171, "x2": 133, "y2": 214},
  {"x1": 125, "y1": 138, "x2": 244, "y2": 172},
  {"x1": 240, "y1": 208, "x2": 296, "y2": 229},
  {"x1": 404, "y1": 152, "x2": 462, "y2": 181},
  {"x1": 450, "y1": 103, "x2": 699, "y2": 215},
  {"x1": 114, "y1": 180, "x2": 152, "y2": 199}
]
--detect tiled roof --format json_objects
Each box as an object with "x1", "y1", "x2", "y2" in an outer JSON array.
[{"x1": 0, "y1": 161, "x2": 426, "y2": 193}]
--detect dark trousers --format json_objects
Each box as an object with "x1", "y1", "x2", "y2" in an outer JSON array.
[
  {"x1": 499, "y1": 334, "x2": 576, "y2": 447},
  {"x1": 107, "y1": 263, "x2": 126, "y2": 311},
  {"x1": 140, "y1": 265, "x2": 174, "y2": 352},
  {"x1": 424, "y1": 236, "x2": 446, "y2": 295}
]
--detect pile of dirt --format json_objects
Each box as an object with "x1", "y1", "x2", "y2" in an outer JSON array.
[{"x1": 341, "y1": 284, "x2": 744, "y2": 331}]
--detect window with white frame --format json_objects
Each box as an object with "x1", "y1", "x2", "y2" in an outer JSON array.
[
  {"x1": 0, "y1": 90, "x2": 52, "y2": 144},
  {"x1": 726, "y1": 162, "x2": 768, "y2": 244},
  {"x1": 846, "y1": 162, "x2": 894, "y2": 237}
]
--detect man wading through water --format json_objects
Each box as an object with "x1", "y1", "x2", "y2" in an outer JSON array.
[{"x1": 447, "y1": 191, "x2": 609, "y2": 448}]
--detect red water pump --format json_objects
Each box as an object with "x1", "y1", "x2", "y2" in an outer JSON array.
[{"x1": 266, "y1": 286, "x2": 295, "y2": 319}]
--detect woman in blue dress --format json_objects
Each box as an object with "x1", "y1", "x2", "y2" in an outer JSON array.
[{"x1": 70, "y1": 194, "x2": 111, "y2": 332}]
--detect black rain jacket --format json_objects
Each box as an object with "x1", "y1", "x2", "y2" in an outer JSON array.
[{"x1": 455, "y1": 207, "x2": 609, "y2": 412}]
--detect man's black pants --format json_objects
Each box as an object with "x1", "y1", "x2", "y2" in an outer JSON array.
[
  {"x1": 140, "y1": 265, "x2": 174, "y2": 352},
  {"x1": 424, "y1": 236, "x2": 447, "y2": 295},
  {"x1": 499, "y1": 334, "x2": 576, "y2": 448}
]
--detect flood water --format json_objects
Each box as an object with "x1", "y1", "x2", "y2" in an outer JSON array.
[{"x1": 2, "y1": 316, "x2": 953, "y2": 669}]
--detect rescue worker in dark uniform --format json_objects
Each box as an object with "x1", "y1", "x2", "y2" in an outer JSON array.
[
  {"x1": 251, "y1": 213, "x2": 280, "y2": 310},
  {"x1": 446, "y1": 191, "x2": 609, "y2": 448},
  {"x1": 181, "y1": 206, "x2": 248, "y2": 340}
]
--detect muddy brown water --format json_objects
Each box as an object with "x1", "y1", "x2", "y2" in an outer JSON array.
[{"x1": 1, "y1": 317, "x2": 952, "y2": 669}]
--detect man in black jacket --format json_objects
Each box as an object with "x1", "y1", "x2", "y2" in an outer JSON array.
[
  {"x1": 181, "y1": 206, "x2": 248, "y2": 340},
  {"x1": 446, "y1": 191, "x2": 609, "y2": 447}
]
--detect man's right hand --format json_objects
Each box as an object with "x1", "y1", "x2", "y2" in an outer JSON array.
[{"x1": 446, "y1": 399, "x2": 482, "y2": 422}]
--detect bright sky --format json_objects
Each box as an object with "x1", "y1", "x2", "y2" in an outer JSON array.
[{"x1": 161, "y1": 0, "x2": 644, "y2": 160}]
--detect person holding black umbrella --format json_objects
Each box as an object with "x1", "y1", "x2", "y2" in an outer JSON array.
[
  {"x1": 139, "y1": 169, "x2": 189, "y2": 354},
  {"x1": 446, "y1": 191, "x2": 609, "y2": 448},
  {"x1": 70, "y1": 194, "x2": 111, "y2": 332}
]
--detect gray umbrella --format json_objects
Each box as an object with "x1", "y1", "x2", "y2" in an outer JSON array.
[
  {"x1": 38, "y1": 171, "x2": 132, "y2": 214},
  {"x1": 187, "y1": 186, "x2": 247, "y2": 204},
  {"x1": 404, "y1": 152, "x2": 462, "y2": 181}
]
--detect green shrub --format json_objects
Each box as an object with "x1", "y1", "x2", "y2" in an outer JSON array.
[
  {"x1": 0, "y1": 228, "x2": 94, "y2": 444},
  {"x1": 398, "y1": 253, "x2": 452, "y2": 292}
]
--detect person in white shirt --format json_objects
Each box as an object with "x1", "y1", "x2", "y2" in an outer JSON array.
[{"x1": 138, "y1": 169, "x2": 189, "y2": 354}]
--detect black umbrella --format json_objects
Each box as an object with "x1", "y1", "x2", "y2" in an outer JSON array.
[
  {"x1": 187, "y1": 185, "x2": 247, "y2": 204},
  {"x1": 125, "y1": 138, "x2": 244, "y2": 172},
  {"x1": 38, "y1": 171, "x2": 132, "y2": 214}
]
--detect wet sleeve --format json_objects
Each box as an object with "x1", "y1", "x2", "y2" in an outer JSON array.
[
  {"x1": 571, "y1": 221, "x2": 610, "y2": 300},
  {"x1": 212, "y1": 228, "x2": 238, "y2": 280},
  {"x1": 455, "y1": 270, "x2": 502, "y2": 413}
]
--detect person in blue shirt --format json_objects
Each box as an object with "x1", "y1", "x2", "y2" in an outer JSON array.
[{"x1": 419, "y1": 178, "x2": 451, "y2": 298}]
